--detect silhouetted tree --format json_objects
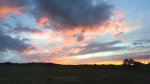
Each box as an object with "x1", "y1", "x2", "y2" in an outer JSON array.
[
  {"x1": 123, "y1": 58, "x2": 134, "y2": 66},
  {"x1": 123, "y1": 58, "x2": 144, "y2": 67}
]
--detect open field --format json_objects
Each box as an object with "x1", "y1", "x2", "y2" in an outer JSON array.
[{"x1": 0, "y1": 63, "x2": 150, "y2": 84}]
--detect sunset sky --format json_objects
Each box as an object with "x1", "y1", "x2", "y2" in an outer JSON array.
[{"x1": 0, "y1": 0, "x2": 150, "y2": 65}]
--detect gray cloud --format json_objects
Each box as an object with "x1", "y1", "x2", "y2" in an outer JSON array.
[
  {"x1": 0, "y1": 0, "x2": 27, "y2": 7},
  {"x1": 33, "y1": 0, "x2": 114, "y2": 30},
  {"x1": 70, "y1": 40, "x2": 122, "y2": 56},
  {"x1": 0, "y1": 33, "x2": 31, "y2": 52},
  {"x1": 74, "y1": 34, "x2": 84, "y2": 42},
  {"x1": 14, "y1": 26, "x2": 41, "y2": 33},
  {"x1": 0, "y1": 0, "x2": 114, "y2": 32},
  {"x1": 132, "y1": 42, "x2": 137, "y2": 45},
  {"x1": 0, "y1": 21, "x2": 12, "y2": 34}
]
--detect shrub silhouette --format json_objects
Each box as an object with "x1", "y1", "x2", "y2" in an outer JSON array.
[{"x1": 133, "y1": 61, "x2": 144, "y2": 66}]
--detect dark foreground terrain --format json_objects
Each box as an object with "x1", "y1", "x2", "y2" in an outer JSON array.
[{"x1": 0, "y1": 63, "x2": 150, "y2": 84}]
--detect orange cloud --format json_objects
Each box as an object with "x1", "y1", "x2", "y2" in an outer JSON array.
[
  {"x1": 21, "y1": 40, "x2": 45, "y2": 54},
  {"x1": 48, "y1": 56, "x2": 77, "y2": 64},
  {"x1": 21, "y1": 46, "x2": 33, "y2": 54},
  {"x1": 37, "y1": 17, "x2": 49, "y2": 27},
  {"x1": 0, "y1": 6, "x2": 23, "y2": 19},
  {"x1": 112, "y1": 51, "x2": 121, "y2": 53},
  {"x1": 136, "y1": 53, "x2": 150, "y2": 56},
  {"x1": 115, "y1": 11, "x2": 124, "y2": 17},
  {"x1": 48, "y1": 46, "x2": 63, "y2": 54}
]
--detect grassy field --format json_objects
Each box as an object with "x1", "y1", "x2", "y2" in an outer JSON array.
[{"x1": 0, "y1": 63, "x2": 150, "y2": 84}]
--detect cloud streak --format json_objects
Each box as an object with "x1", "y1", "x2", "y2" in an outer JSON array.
[{"x1": 70, "y1": 40, "x2": 122, "y2": 56}]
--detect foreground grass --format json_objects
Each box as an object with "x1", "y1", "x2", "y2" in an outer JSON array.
[{"x1": 0, "y1": 64, "x2": 150, "y2": 84}]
